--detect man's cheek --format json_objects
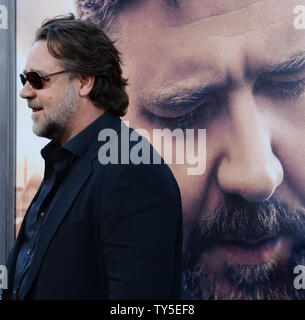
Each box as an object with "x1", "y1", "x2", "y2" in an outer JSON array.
[
  {"x1": 289, "y1": 161, "x2": 305, "y2": 208},
  {"x1": 273, "y1": 141, "x2": 305, "y2": 208},
  {"x1": 169, "y1": 168, "x2": 206, "y2": 234}
]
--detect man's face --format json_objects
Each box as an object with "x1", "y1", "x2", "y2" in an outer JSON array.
[
  {"x1": 20, "y1": 40, "x2": 79, "y2": 141},
  {"x1": 109, "y1": 0, "x2": 305, "y2": 298}
]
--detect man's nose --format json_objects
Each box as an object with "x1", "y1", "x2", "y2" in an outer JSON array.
[
  {"x1": 20, "y1": 81, "x2": 36, "y2": 99},
  {"x1": 217, "y1": 88, "x2": 283, "y2": 202}
]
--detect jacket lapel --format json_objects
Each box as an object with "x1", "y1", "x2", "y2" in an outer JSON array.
[
  {"x1": 4, "y1": 181, "x2": 44, "y2": 298},
  {"x1": 18, "y1": 113, "x2": 123, "y2": 299},
  {"x1": 18, "y1": 148, "x2": 94, "y2": 300}
]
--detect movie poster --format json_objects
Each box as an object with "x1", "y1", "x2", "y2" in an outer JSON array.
[{"x1": 15, "y1": 0, "x2": 305, "y2": 299}]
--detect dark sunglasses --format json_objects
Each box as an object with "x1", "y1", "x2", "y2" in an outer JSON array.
[{"x1": 19, "y1": 70, "x2": 68, "y2": 90}]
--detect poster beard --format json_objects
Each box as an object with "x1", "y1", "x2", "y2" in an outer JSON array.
[{"x1": 183, "y1": 195, "x2": 305, "y2": 299}]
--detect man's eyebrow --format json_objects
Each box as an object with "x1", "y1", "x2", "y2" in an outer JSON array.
[
  {"x1": 140, "y1": 53, "x2": 305, "y2": 109},
  {"x1": 260, "y1": 52, "x2": 305, "y2": 76},
  {"x1": 23, "y1": 68, "x2": 46, "y2": 74},
  {"x1": 139, "y1": 84, "x2": 223, "y2": 111}
]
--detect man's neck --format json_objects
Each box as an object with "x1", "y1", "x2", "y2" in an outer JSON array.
[{"x1": 58, "y1": 105, "x2": 106, "y2": 145}]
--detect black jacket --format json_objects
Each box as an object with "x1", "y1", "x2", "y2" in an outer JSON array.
[{"x1": 3, "y1": 112, "x2": 183, "y2": 300}]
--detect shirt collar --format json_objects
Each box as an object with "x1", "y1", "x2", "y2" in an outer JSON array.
[{"x1": 41, "y1": 111, "x2": 116, "y2": 159}]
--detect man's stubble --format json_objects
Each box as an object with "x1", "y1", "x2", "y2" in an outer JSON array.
[
  {"x1": 183, "y1": 195, "x2": 305, "y2": 299},
  {"x1": 31, "y1": 83, "x2": 79, "y2": 141}
]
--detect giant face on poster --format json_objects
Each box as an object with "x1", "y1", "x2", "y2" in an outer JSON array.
[{"x1": 75, "y1": 0, "x2": 305, "y2": 300}]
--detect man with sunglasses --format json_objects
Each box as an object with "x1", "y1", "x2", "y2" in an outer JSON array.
[{"x1": 2, "y1": 14, "x2": 183, "y2": 300}]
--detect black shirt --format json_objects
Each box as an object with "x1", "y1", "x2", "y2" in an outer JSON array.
[{"x1": 12, "y1": 141, "x2": 74, "y2": 299}]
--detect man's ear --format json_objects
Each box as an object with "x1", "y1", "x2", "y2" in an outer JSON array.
[{"x1": 79, "y1": 74, "x2": 95, "y2": 97}]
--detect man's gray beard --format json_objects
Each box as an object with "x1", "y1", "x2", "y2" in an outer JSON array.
[
  {"x1": 183, "y1": 195, "x2": 305, "y2": 300},
  {"x1": 183, "y1": 250, "x2": 305, "y2": 300},
  {"x1": 32, "y1": 83, "x2": 78, "y2": 140}
]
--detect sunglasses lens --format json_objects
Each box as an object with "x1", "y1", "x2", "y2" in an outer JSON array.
[
  {"x1": 27, "y1": 72, "x2": 43, "y2": 89},
  {"x1": 19, "y1": 74, "x2": 27, "y2": 86}
]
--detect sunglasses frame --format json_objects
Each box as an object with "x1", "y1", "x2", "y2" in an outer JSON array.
[{"x1": 19, "y1": 70, "x2": 68, "y2": 89}]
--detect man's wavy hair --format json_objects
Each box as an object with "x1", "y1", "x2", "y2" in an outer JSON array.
[{"x1": 35, "y1": 13, "x2": 129, "y2": 117}]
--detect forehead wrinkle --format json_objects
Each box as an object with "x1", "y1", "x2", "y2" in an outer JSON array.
[
  {"x1": 161, "y1": 0, "x2": 270, "y2": 29},
  {"x1": 158, "y1": 0, "x2": 295, "y2": 42},
  {"x1": 209, "y1": 14, "x2": 291, "y2": 39}
]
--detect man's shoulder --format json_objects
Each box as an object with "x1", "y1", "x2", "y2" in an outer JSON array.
[
  {"x1": 93, "y1": 120, "x2": 169, "y2": 176},
  {"x1": 91, "y1": 123, "x2": 181, "y2": 204}
]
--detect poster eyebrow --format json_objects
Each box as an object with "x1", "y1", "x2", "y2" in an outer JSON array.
[
  {"x1": 261, "y1": 52, "x2": 305, "y2": 76},
  {"x1": 140, "y1": 84, "x2": 225, "y2": 110}
]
